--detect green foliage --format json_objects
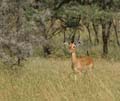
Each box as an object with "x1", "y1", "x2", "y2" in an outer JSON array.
[
  {"x1": 0, "y1": 0, "x2": 120, "y2": 63},
  {"x1": 25, "y1": 7, "x2": 37, "y2": 20},
  {"x1": 55, "y1": 3, "x2": 118, "y2": 24}
]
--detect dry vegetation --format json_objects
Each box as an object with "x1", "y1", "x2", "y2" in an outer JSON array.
[
  {"x1": 0, "y1": 57, "x2": 120, "y2": 101},
  {"x1": 0, "y1": 0, "x2": 120, "y2": 101}
]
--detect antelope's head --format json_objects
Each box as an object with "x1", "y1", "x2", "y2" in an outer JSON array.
[{"x1": 69, "y1": 43, "x2": 76, "y2": 53}]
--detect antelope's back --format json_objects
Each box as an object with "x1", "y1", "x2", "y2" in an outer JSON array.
[{"x1": 78, "y1": 56, "x2": 94, "y2": 66}]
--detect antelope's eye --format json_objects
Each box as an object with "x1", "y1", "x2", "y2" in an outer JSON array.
[{"x1": 73, "y1": 46, "x2": 75, "y2": 48}]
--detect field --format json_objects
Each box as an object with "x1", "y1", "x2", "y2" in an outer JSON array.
[{"x1": 0, "y1": 57, "x2": 120, "y2": 101}]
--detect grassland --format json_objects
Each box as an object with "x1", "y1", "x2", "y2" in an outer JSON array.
[{"x1": 0, "y1": 57, "x2": 120, "y2": 101}]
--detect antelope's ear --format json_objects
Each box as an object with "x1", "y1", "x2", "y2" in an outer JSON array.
[
  {"x1": 71, "y1": 40, "x2": 74, "y2": 44},
  {"x1": 75, "y1": 41, "x2": 82, "y2": 47},
  {"x1": 79, "y1": 40, "x2": 84, "y2": 45},
  {"x1": 78, "y1": 41, "x2": 81, "y2": 45}
]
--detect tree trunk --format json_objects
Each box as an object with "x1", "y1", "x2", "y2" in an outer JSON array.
[
  {"x1": 86, "y1": 24, "x2": 92, "y2": 44},
  {"x1": 77, "y1": 33, "x2": 80, "y2": 42},
  {"x1": 63, "y1": 29, "x2": 66, "y2": 43},
  {"x1": 102, "y1": 21, "x2": 112, "y2": 55},
  {"x1": 92, "y1": 23, "x2": 99, "y2": 44},
  {"x1": 112, "y1": 19, "x2": 120, "y2": 46},
  {"x1": 102, "y1": 32, "x2": 108, "y2": 55}
]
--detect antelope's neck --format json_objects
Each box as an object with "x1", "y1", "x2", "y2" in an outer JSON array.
[{"x1": 71, "y1": 52, "x2": 77, "y2": 64}]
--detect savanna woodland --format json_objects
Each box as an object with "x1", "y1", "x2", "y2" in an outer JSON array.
[{"x1": 0, "y1": 0, "x2": 120, "y2": 101}]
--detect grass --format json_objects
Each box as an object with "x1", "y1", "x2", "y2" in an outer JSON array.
[{"x1": 0, "y1": 57, "x2": 120, "y2": 101}]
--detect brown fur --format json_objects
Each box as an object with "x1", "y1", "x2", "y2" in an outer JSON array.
[{"x1": 69, "y1": 43, "x2": 94, "y2": 74}]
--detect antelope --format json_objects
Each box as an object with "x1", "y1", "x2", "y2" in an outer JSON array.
[{"x1": 69, "y1": 42, "x2": 94, "y2": 79}]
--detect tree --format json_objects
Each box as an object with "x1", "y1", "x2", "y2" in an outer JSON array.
[
  {"x1": 53, "y1": 0, "x2": 120, "y2": 55},
  {"x1": 0, "y1": 0, "x2": 34, "y2": 66}
]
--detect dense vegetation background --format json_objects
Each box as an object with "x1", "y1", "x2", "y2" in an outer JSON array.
[{"x1": 0, "y1": 0, "x2": 120, "y2": 66}]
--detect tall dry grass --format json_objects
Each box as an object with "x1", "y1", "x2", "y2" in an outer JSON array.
[{"x1": 0, "y1": 57, "x2": 120, "y2": 101}]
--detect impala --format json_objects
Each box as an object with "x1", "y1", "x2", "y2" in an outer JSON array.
[{"x1": 69, "y1": 42, "x2": 94, "y2": 78}]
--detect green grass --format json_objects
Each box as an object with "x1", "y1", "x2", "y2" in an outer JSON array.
[{"x1": 0, "y1": 57, "x2": 120, "y2": 101}]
